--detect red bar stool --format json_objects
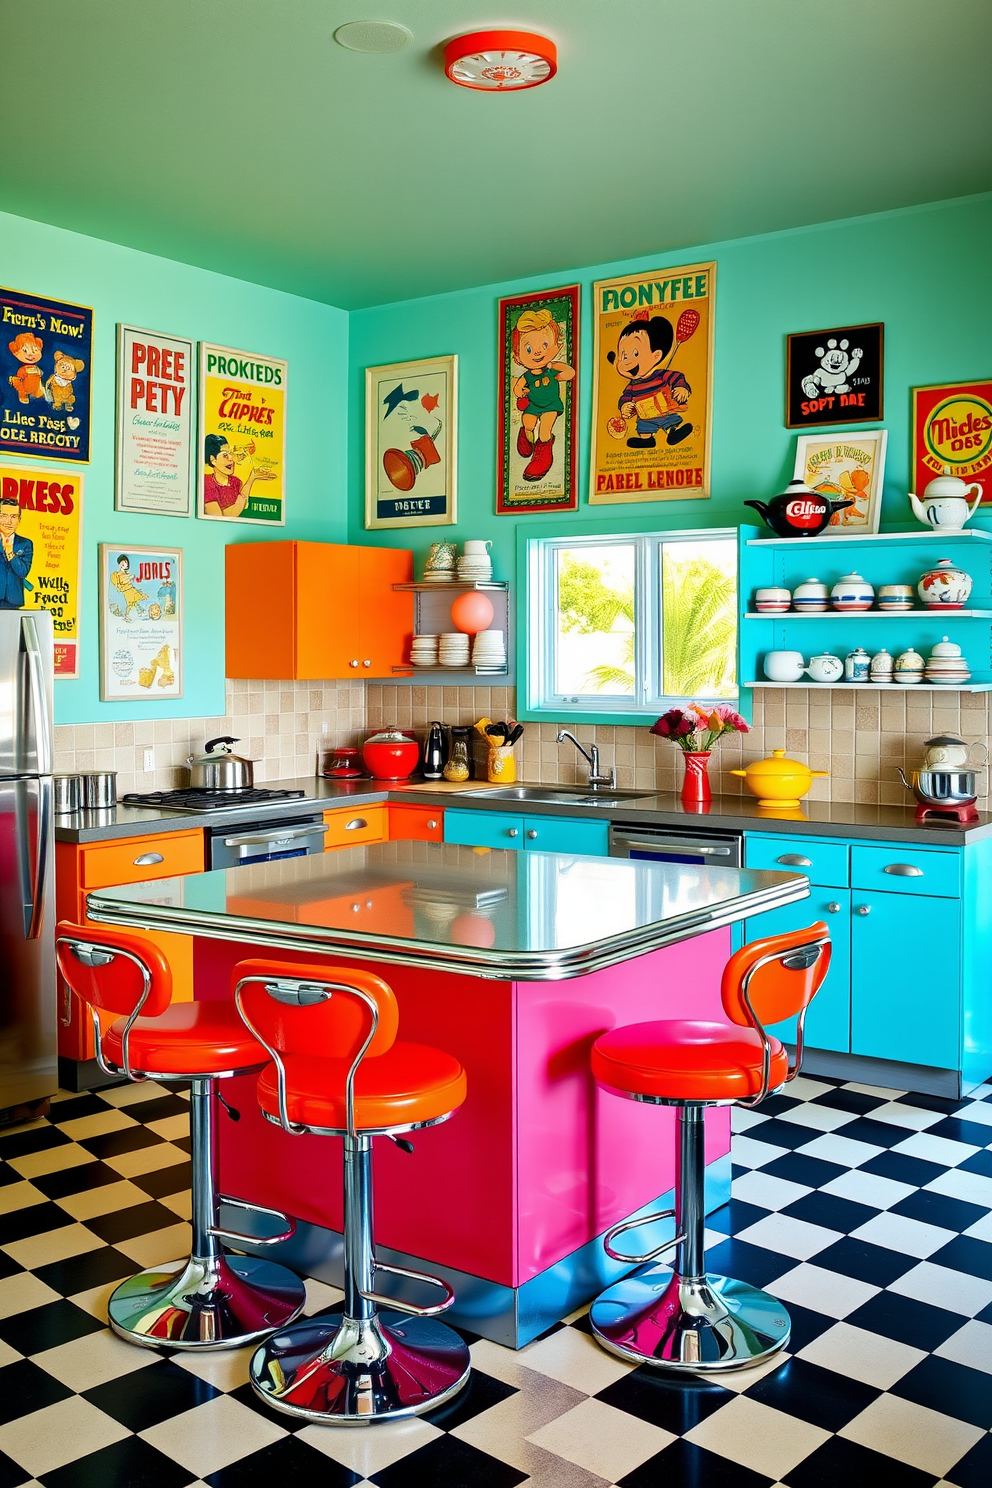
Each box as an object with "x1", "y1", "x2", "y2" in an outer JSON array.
[
  {"x1": 55, "y1": 921, "x2": 306, "y2": 1348},
  {"x1": 232, "y1": 958, "x2": 470, "y2": 1425},
  {"x1": 589, "y1": 921, "x2": 830, "y2": 1372}
]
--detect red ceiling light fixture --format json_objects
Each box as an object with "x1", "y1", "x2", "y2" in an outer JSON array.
[{"x1": 444, "y1": 30, "x2": 557, "y2": 91}]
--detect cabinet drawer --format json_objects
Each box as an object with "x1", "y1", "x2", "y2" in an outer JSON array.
[
  {"x1": 323, "y1": 805, "x2": 387, "y2": 849},
  {"x1": 745, "y1": 832, "x2": 849, "y2": 888},
  {"x1": 851, "y1": 844, "x2": 961, "y2": 899},
  {"x1": 388, "y1": 805, "x2": 444, "y2": 842},
  {"x1": 80, "y1": 830, "x2": 204, "y2": 889},
  {"x1": 523, "y1": 816, "x2": 609, "y2": 856},
  {"x1": 444, "y1": 809, "x2": 522, "y2": 850}
]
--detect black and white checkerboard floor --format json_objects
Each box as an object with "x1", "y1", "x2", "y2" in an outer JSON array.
[{"x1": 0, "y1": 1073, "x2": 989, "y2": 1488}]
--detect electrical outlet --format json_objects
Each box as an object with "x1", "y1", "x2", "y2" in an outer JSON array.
[{"x1": 143, "y1": 747, "x2": 154, "y2": 772}]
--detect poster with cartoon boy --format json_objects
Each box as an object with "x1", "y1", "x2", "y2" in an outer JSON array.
[
  {"x1": 0, "y1": 288, "x2": 93, "y2": 463},
  {"x1": 497, "y1": 285, "x2": 579, "y2": 514}
]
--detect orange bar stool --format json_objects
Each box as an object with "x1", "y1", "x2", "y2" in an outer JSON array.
[
  {"x1": 232, "y1": 958, "x2": 471, "y2": 1425},
  {"x1": 55, "y1": 921, "x2": 306, "y2": 1349},
  {"x1": 589, "y1": 922, "x2": 831, "y2": 1373}
]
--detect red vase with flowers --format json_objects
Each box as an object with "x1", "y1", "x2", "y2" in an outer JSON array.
[{"x1": 649, "y1": 705, "x2": 749, "y2": 808}]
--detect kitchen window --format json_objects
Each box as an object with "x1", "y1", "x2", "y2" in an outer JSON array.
[{"x1": 525, "y1": 529, "x2": 737, "y2": 716}]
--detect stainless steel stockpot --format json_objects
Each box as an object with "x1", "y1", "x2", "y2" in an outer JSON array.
[
  {"x1": 53, "y1": 774, "x2": 83, "y2": 814},
  {"x1": 81, "y1": 771, "x2": 118, "y2": 809},
  {"x1": 898, "y1": 766, "x2": 979, "y2": 806}
]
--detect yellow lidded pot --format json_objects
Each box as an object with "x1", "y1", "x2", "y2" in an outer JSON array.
[{"x1": 731, "y1": 749, "x2": 828, "y2": 808}]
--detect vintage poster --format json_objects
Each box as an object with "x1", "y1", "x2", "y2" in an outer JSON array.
[
  {"x1": 365, "y1": 355, "x2": 457, "y2": 529},
  {"x1": 99, "y1": 544, "x2": 182, "y2": 701},
  {"x1": 497, "y1": 285, "x2": 578, "y2": 514},
  {"x1": 912, "y1": 378, "x2": 992, "y2": 504},
  {"x1": 589, "y1": 263, "x2": 714, "y2": 505},
  {"x1": 794, "y1": 431, "x2": 888, "y2": 533},
  {"x1": 116, "y1": 326, "x2": 195, "y2": 515},
  {"x1": 0, "y1": 288, "x2": 93, "y2": 463},
  {"x1": 786, "y1": 322, "x2": 883, "y2": 428},
  {"x1": 198, "y1": 343, "x2": 286, "y2": 525},
  {"x1": 0, "y1": 464, "x2": 82, "y2": 676}
]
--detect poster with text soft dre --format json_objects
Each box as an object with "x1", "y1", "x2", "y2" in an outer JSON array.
[
  {"x1": 0, "y1": 289, "x2": 93, "y2": 463},
  {"x1": 116, "y1": 326, "x2": 195, "y2": 515},
  {"x1": 198, "y1": 343, "x2": 286, "y2": 525},
  {"x1": 0, "y1": 464, "x2": 82, "y2": 677}
]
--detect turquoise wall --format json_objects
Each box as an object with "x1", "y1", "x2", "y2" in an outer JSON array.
[
  {"x1": 1, "y1": 211, "x2": 349, "y2": 725},
  {"x1": 347, "y1": 193, "x2": 992, "y2": 682}
]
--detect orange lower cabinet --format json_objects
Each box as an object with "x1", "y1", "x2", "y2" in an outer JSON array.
[
  {"x1": 388, "y1": 804, "x2": 445, "y2": 842},
  {"x1": 323, "y1": 804, "x2": 388, "y2": 849}
]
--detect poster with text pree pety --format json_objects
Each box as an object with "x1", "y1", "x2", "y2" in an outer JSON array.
[
  {"x1": 198, "y1": 344, "x2": 286, "y2": 525},
  {"x1": 0, "y1": 464, "x2": 82, "y2": 677},
  {"x1": 116, "y1": 326, "x2": 195, "y2": 515}
]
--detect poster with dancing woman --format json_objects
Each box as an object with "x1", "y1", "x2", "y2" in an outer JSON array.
[
  {"x1": 497, "y1": 285, "x2": 578, "y2": 514},
  {"x1": 589, "y1": 263, "x2": 715, "y2": 505}
]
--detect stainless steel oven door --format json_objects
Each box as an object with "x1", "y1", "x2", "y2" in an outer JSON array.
[
  {"x1": 208, "y1": 816, "x2": 329, "y2": 868},
  {"x1": 609, "y1": 823, "x2": 742, "y2": 867}
]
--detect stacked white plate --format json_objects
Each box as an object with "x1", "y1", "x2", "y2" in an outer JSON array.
[
  {"x1": 472, "y1": 629, "x2": 506, "y2": 668},
  {"x1": 410, "y1": 634, "x2": 439, "y2": 666},
  {"x1": 423, "y1": 568, "x2": 456, "y2": 583},
  {"x1": 439, "y1": 632, "x2": 471, "y2": 667},
  {"x1": 456, "y1": 555, "x2": 493, "y2": 582}
]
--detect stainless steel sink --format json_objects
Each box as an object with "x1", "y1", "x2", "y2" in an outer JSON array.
[{"x1": 472, "y1": 785, "x2": 654, "y2": 807}]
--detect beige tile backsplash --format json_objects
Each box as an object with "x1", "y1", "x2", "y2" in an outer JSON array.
[{"x1": 53, "y1": 678, "x2": 991, "y2": 807}]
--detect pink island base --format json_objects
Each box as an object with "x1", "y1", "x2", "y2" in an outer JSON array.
[{"x1": 195, "y1": 927, "x2": 732, "y2": 1306}]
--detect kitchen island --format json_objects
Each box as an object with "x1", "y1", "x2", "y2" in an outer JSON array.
[{"x1": 87, "y1": 841, "x2": 808, "y2": 1345}]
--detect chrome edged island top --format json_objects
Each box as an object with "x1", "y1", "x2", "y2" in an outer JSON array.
[{"x1": 86, "y1": 841, "x2": 809, "y2": 980}]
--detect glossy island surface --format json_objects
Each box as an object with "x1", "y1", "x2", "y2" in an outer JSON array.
[{"x1": 85, "y1": 839, "x2": 808, "y2": 979}]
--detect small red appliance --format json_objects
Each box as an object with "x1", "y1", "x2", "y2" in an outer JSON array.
[
  {"x1": 914, "y1": 801, "x2": 980, "y2": 825},
  {"x1": 321, "y1": 746, "x2": 365, "y2": 779}
]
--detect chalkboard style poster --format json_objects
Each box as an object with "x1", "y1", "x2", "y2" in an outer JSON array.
[
  {"x1": 0, "y1": 288, "x2": 93, "y2": 463},
  {"x1": 786, "y1": 322, "x2": 883, "y2": 428}
]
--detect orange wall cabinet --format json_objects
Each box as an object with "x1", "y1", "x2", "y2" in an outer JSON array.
[
  {"x1": 225, "y1": 541, "x2": 413, "y2": 680},
  {"x1": 56, "y1": 829, "x2": 205, "y2": 1088},
  {"x1": 388, "y1": 804, "x2": 444, "y2": 842}
]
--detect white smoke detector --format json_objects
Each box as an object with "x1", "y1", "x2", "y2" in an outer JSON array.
[{"x1": 334, "y1": 20, "x2": 413, "y2": 53}]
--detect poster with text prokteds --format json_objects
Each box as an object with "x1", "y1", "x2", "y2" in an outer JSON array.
[
  {"x1": 198, "y1": 343, "x2": 286, "y2": 525},
  {"x1": 1, "y1": 289, "x2": 93, "y2": 463},
  {"x1": 589, "y1": 263, "x2": 714, "y2": 505}
]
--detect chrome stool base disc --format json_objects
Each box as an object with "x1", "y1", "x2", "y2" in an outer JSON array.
[
  {"x1": 590, "y1": 1268, "x2": 790, "y2": 1372},
  {"x1": 108, "y1": 1254, "x2": 306, "y2": 1351},
  {"x1": 249, "y1": 1311, "x2": 471, "y2": 1424}
]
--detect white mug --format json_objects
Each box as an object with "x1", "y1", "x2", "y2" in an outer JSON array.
[
  {"x1": 762, "y1": 650, "x2": 805, "y2": 682},
  {"x1": 463, "y1": 540, "x2": 492, "y2": 555}
]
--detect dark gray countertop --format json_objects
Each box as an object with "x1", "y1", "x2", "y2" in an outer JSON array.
[
  {"x1": 54, "y1": 775, "x2": 992, "y2": 847},
  {"x1": 85, "y1": 841, "x2": 809, "y2": 980}
]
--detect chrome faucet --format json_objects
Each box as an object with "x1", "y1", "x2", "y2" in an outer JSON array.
[{"x1": 556, "y1": 730, "x2": 616, "y2": 789}]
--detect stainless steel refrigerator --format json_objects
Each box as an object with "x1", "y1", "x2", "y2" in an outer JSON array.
[{"x1": 0, "y1": 610, "x2": 57, "y2": 1113}]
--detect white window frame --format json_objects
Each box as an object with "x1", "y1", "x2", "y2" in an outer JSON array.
[{"x1": 526, "y1": 527, "x2": 738, "y2": 717}]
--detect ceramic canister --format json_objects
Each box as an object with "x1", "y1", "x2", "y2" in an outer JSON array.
[
  {"x1": 762, "y1": 650, "x2": 805, "y2": 682},
  {"x1": 869, "y1": 648, "x2": 894, "y2": 680},
  {"x1": 754, "y1": 586, "x2": 792, "y2": 613},
  {"x1": 845, "y1": 647, "x2": 871, "y2": 682},
  {"x1": 791, "y1": 577, "x2": 830, "y2": 612},
  {"x1": 894, "y1": 647, "x2": 926, "y2": 684},
  {"x1": 918, "y1": 558, "x2": 973, "y2": 609},
  {"x1": 831, "y1": 572, "x2": 875, "y2": 611},
  {"x1": 876, "y1": 584, "x2": 915, "y2": 612}
]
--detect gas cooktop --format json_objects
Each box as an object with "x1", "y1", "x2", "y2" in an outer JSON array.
[{"x1": 121, "y1": 787, "x2": 307, "y2": 814}]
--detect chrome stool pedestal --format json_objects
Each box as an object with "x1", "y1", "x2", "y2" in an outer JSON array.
[
  {"x1": 109, "y1": 1078, "x2": 306, "y2": 1350},
  {"x1": 250, "y1": 1133, "x2": 470, "y2": 1423},
  {"x1": 590, "y1": 1104, "x2": 790, "y2": 1371}
]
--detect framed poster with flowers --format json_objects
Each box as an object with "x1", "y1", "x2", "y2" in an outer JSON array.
[
  {"x1": 497, "y1": 285, "x2": 578, "y2": 514},
  {"x1": 794, "y1": 431, "x2": 888, "y2": 533},
  {"x1": 365, "y1": 355, "x2": 457, "y2": 529}
]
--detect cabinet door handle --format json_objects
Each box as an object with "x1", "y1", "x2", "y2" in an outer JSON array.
[
  {"x1": 827, "y1": 902, "x2": 841, "y2": 914},
  {"x1": 133, "y1": 852, "x2": 164, "y2": 866},
  {"x1": 776, "y1": 853, "x2": 812, "y2": 867},
  {"x1": 527, "y1": 829, "x2": 538, "y2": 839},
  {"x1": 349, "y1": 659, "x2": 359, "y2": 668},
  {"x1": 856, "y1": 904, "x2": 871, "y2": 915},
  {"x1": 883, "y1": 863, "x2": 924, "y2": 877},
  {"x1": 508, "y1": 828, "x2": 519, "y2": 837},
  {"x1": 426, "y1": 820, "x2": 438, "y2": 829},
  {"x1": 362, "y1": 659, "x2": 371, "y2": 668},
  {"x1": 345, "y1": 818, "x2": 368, "y2": 830}
]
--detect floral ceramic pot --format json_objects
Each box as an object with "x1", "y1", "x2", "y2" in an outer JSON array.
[
  {"x1": 918, "y1": 558, "x2": 972, "y2": 609},
  {"x1": 831, "y1": 572, "x2": 875, "y2": 611}
]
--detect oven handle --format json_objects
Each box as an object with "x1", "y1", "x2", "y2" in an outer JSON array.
[
  {"x1": 222, "y1": 824, "x2": 330, "y2": 848},
  {"x1": 611, "y1": 835, "x2": 735, "y2": 857}
]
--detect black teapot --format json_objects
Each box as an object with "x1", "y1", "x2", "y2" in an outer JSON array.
[{"x1": 745, "y1": 480, "x2": 854, "y2": 538}]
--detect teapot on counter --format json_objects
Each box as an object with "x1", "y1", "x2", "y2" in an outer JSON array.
[
  {"x1": 908, "y1": 466, "x2": 984, "y2": 531},
  {"x1": 745, "y1": 479, "x2": 854, "y2": 538},
  {"x1": 922, "y1": 733, "x2": 989, "y2": 769}
]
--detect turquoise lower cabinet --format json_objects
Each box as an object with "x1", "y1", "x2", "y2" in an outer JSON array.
[
  {"x1": 743, "y1": 889, "x2": 851, "y2": 1053},
  {"x1": 851, "y1": 891, "x2": 961, "y2": 1070},
  {"x1": 443, "y1": 809, "x2": 609, "y2": 857}
]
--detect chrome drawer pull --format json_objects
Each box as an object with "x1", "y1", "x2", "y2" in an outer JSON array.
[
  {"x1": 345, "y1": 818, "x2": 369, "y2": 830},
  {"x1": 776, "y1": 853, "x2": 812, "y2": 867},
  {"x1": 527, "y1": 829, "x2": 538, "y2": 839},
  {"x1": 856, "y1": 904, "x2": 871, "y2": 915},
  {"x1": 133, "y1": 852, "x2": 164, "y2": 866},
  {"x1": 426, "y1": 819, "x2": 438, "y2": 829},
  {"x1": 508, "y1": 828, "x2": 519, "y2": 837},
  {"x1": 883, "y1": 863, "x2": 924, "y2": 877},
  {"x1": 827, "y1": 902, "x2": 841, "y2": 914}
]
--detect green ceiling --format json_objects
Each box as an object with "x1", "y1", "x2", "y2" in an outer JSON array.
[{"x1": 2, "y1": 1, "x2": 990, "y2": 309}]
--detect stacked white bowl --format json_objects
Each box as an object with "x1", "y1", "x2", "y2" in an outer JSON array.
[
  {"x1": 472, "y1": 629, "x2": 506, "y2": 668},
  {"x1": 439, "y1": 632, "x2": 471, "y2": 667},
  {"x1": 410, "y1": 634, "x2": 439, "y2": 666},
  {"x1": 457, "y1": 540, "x2": 493, "y2": 582}
]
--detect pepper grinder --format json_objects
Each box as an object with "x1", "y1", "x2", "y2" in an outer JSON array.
[{"x1": 421, "y1": 721, "x2": 444, "y2": 780}]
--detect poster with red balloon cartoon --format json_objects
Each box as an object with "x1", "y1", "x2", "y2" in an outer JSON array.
[
  {"x1": 365, "y1": 355, "x2": 457, "y2": 529},
  {"x1": 589, "y1": 263, "x2": 715, "y2": 505}
]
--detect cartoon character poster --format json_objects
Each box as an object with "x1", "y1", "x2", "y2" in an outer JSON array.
[
  {"x1": 912, "y1": 379, "x2": 992, "y2": 505},
  {"x1": 0, "y1": 464, "x2": 82, "y2": 676},
  {"x1": 0, "y1": 289, "x2": 93, "y2": 463},
  {"x1": 786, "y1": 323, "x2": 883, "y2": 428},
  {"x1": 116, "y1": 325, "x2": 195, "y2": 516},
  {"x1": 198, "y1": 343, "x2": 286, "y2": 525},
  {"x1": 365, "y1": 355, "x2": 457, "y2": 529},
  {"x1": 98, "y1": 544, "x2": 183, "y2": 701},
  {"x1": 589, "y1": 263, "x2": 714, "y2": 506},
  {"x1": 794, "y1": 432, "x2": 888, "y2": 533},
  {"x1": 497, "y1": 286, "x2": 578, "y2": 514}
]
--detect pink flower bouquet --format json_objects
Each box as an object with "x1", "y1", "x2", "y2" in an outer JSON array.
[{"x1": 649, "y1": 705, "x2": 749, "y2": 754}]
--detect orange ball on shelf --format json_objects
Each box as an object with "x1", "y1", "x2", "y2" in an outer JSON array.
[{"x1": 450, "y1": 590, "x2": 495, "y2": 635}]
